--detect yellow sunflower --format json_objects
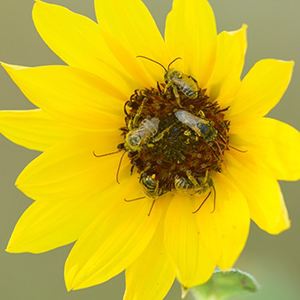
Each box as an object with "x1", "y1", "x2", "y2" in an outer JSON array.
[{"x1": 1, "y1": 0, "x2": 299, "y2": 299}]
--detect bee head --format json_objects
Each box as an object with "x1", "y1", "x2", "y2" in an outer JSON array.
[
  {"x1": 167, "y1": 69, "x2": 183, "y2": 80},
  {"x1": 125, "y1": 132, "x2": 142, "y2": 152}
]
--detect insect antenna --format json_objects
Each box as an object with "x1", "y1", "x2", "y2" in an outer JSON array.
[
  {"x1": 228, "y1": 144, "x2": 248, "y2": 153},
  {"x1": 116, "y1": 150, "x2": 127, "y2": 184},
  {"x1": 124, "y1": 197, "x2": 156, "y2": 217},
  {"x1": 93, "y1": 149, "x2": 122, "y2": 158},
  {"x1": 167, "y1": 57, "x2": 182, "y2": 70},
  {"x1": 136, "y1": 56, "x2": 168, "y2": 72},
  {"x1": 217, "y1": 133, "x2": 228, "y2": 146},
  {"x1": 148, "y1": 200, "x2": 156, "y2": 217},
  {"x1": 210, "y1": 185, "x2": 216, "y2": 213},
  {"x1": 192, "y1": 190, "x2": 212, "y2": 214},
  {"x1": 216, "y1": 138, "x2": 248, "y2": 153},
  {"x1": 124, "y1": 196, "x2": 146, "y2": 202}
]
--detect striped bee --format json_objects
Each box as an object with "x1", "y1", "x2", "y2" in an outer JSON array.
[
  {"x1": 136, "y1": 56, "x2": 199, "y2": 106},
  {"x1": 125, "y1": 117, "x2": 160, "y2": 152},
  {"x1": 174, "y1": 171, "x2": 213, "y2": 196},
  {"x1": 174, "y1": 171, "x2": 216, "y2": 213},
  {"x1": 139, "y1": 173, "x2": 166, "y2": 198},
  {"x1": 175, "y1": 109, "x2": 217, "y2": 142}
]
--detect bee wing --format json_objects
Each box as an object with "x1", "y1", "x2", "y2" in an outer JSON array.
[
  {"x1": 175, "y1": 110, "x2": 199, "y2": 127},
  {"x1": 175, "y1": 110, "x2": 209, "y2": 136}
]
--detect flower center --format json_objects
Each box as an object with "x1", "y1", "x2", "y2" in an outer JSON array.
[{"x1": 118, "y1": 83, "x2": 230, "y2": 199}]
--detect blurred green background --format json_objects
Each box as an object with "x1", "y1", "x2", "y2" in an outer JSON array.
[{"x1": 0, "y1": 0, "x2": 299, "y2": 299}]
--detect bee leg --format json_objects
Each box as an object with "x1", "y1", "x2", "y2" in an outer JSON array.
[
  {"x1": 192, "y1": 190, "x2": 212, "y2": 214},
  {"x1": 164, "y1": 82, "x2": 182, "y2": 107},
  {"x1": 188, "y1": 75, "x2": 198, "y2": 84},
  {"x1": 154, "y1": 178, "x2": 160, "y2": 194},
  {"x1": 127, "y1": 119, "x2": 133, "y2": 131},
  {"x1": 147, "y1": 199, "x2": 156, "y2": 216},
  {"x1": 132, "y1": 99, "x2": 145, "y2": 127},
  {"x1": 152, "y1": 124, "x2": 174, "y2": 143},
  {"x1": 172, "y1": 86, "x2": 183, "y2": 107},
  {"x1": 197, "y1": 110, "x2": 206, "y2": 118},
  {"x1": 197, "y1": 170, "x2": 209, "y2": 186},
  {"x1": 188, "y1": 75, "x2": 200, "y2": 90},
  {"x1": 130, "y1": 165, "x2": 135, "y2": 175},
  {"x1": 163, "y1": 81, "x2": 172, "y2": 94},
  {"x1": 186, "y1": 170, "x2": 199, "y2": 186}
]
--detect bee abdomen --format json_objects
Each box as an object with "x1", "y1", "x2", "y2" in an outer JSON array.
[
  {"x1": 140, "y1": 175, "x2": 157, "y2": 193},
  {"x1": 174, "y1": 176, "x2": 192, "y2": 190},
  {"x1": 180, "y1": 86, "x2": 197, "y2": 98}
]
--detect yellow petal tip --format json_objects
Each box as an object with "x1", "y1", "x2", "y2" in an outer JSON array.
[
  {"x1": 65, "y1": 279, "x2": 74, "y2": 292},
  {"x1": 34, "y1": 0, "x2": 46, "y2": 7},
  {"x1": 5, "y1": 247, "x2": 12, "y2": 253},
  {"x1": 1, "y1": 62, "x2": 26, "y2": 72},
  {"x1": 65, "y1": 284, "x2": 73, "y2": 292},
  {"x1": 0, "y1": 61, "x2": 9, "y2": 68},
  {"x1": 270, "y1": 220, "x2": 291, "y2": 235},
  {"x1": 64, "y1": 264, "x2": 80, "y2": 292},
  {"x1": 14, "y1": 171, "x2": 26, "y2": 189},
  {"x1": 5, "y1": 242, "x2": 18, "y2": 254}
]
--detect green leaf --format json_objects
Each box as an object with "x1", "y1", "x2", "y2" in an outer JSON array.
[{"x1": 190, "y1": 268, "x2": 260, "y2": 300}]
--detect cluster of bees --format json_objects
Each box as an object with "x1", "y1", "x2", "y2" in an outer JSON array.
[
  {"x1": 125, "y1": 57, "x2": 225, "y2": 213},
  {"x1": 95, "y1": 57, "x2": 230, "y2": 214},
  {"x1": 124, "y1": 106, "x2": 216, "y2": 194}
]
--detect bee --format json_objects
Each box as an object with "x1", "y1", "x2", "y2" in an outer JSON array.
[
  {"x1": 136, "y1": 56, "x2": 199, "y2": 106},
  {"x1": 93, "y1": 102, "x2": 159, "y2": 183},
  {"x1": 140, "y1": 173, "x2": 167, "y2": 216},
  {"x1": 175, "y1": 171, "x2": 212, "y2": 194},
  {"x1": 140, "y1": 173, "x2": 166, "y2": 198},
  {"x1": 174, "y1": 170, "x2": 216, "y2": 213},
  {"x1": 125, "y1": 173, "x2": 166, "y2": 216},
  {"x1": 175, "y1": 109, "x2": 217, "y2": 142},
  {"x1": 125, "y1": 117, "x2": 160, "y2": 152}
]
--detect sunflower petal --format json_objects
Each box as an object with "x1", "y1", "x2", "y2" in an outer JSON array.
[
  {"x1": 0, "y1": 109, "x2": 81, "y2": 151},
  {"x1": 16, "y1": 132, "x2": 128, "y2": 201},
  {"x1": 65, "y1": 178, "x2": 164, "y2": 290},
  {"x1": 165, "y1": 0, "x2": 217, "y2": 87},
  {"x1": 230, "y1": 118, "x2": 300, "y2": 181},
  {"x1": 164, "y1": 194, "x2": 215, "y2": 288},
  {"x1": 205, "y1": 25, "x2": 247, "y2": 103},
  {"x1": 124, "y1": 215, "x2": 175, "y2": 300},
  {"x1": 6, "y1": 193, "x2": 106, "y2": 253},
  {"x1": 99, "y1": 30, "x2": 156, "y2": 87},
  {"x1": 195, "y1": 173, "x2": 250, "y2": 270},
  {"x1": 227, "y1": 59, "x2": 294, "y2": 122},
  {"x1": 1, "y1": 63, "x2": 125, "y2": 131},
  {"x1": 33, "y1": 1, "x2": 136, "y2": 96},
  {"x1": 226, "y1": 152, "x2": 290, "y2": 235},
  {"x1": 95, "y1": 0, "x2": 168, "y2": 83}
]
